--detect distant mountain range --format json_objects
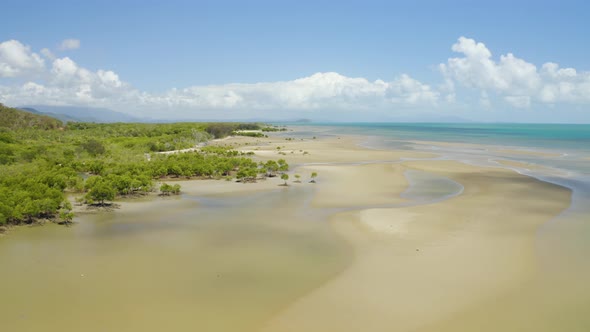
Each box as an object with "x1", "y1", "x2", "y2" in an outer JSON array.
[{"x1": 18, "y1": 105, "x2": 143, "y2": 123}]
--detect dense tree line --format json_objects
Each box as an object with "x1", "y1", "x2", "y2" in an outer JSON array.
[
  {"x1": 261, "y1": 126, "x2": 287, "y2": 132},
  {"x1": 0, "y1": 162, "x2": 78, "y2": 225},
  {"x1": 0, "y1": 105, "x2": 286, "y2": 226},
  {"x1": 204, "y1": 123, "x2": 261, "y2": 138},
  {"x1": 234, "y1": 132, "x2": 267, "y2": 138}
]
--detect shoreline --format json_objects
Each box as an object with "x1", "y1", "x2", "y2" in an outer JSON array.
[
  {"x1": 155, "y1": 129, "x2": 575, "y2": 331},
  {"x1": 0, "y1": 127, "x2": 578, "y2": 332}
]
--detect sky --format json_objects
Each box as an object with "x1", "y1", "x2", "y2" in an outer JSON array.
[{"x1": 0, "y1": 0, "x2": 589, "y2": 122}]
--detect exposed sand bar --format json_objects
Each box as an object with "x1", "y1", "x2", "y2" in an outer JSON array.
[
  {"x1": 305, "y1": 163, "x2": 409, "y2": 208},
  {"x1": 230, "y1": 135, "x2": 436, "y2": 164},
  {"x1": 261, "y1": 160, "x2": 571, "y2": 332}
]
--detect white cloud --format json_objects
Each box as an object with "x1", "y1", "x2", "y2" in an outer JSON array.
[
  {"x1": 0, "y1": 70, "x2": 437, "y2": 118},
  {"x1": 538, "y1": 62, "x2": 590, "y2": 104},
  {"x1": 136, "y1": 72, "x2": 438, "y2": 113},
  {"x1": 0, "y1": 38, "x2": 440, "y2": 116},
  {"x1": 59, "y1": 39, "x2": 80, "y2": 51},
  {"x1": 386, "y1": 74, "x2": 439, "y2": 105},
  {"x1": 1, "y1": 37, "x2": 590, "y2": 119},
  {"x1": 441, "y1": 36, "x2": 590, "y2": 108},
  {"x1": 51, "y1": 57, "x2": 82, "y2": 82},
  {"x1": 0, "y1": 55, "x2": 133, "y2": 107},
  {"x1": 0, "y1": 40, "x2": 45, "y2": 77},
  {"x1": 40, "y1": 48, "x2": 55, "y2": 60}
]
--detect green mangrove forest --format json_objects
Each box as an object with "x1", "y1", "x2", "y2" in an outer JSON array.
[{"x1": 0, "y1": 103, "x2": 287, "y2": 227}]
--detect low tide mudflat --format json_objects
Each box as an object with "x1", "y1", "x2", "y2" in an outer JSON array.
[{"x1": 1, "y1": 129, "x2": 587, "y2": 332}]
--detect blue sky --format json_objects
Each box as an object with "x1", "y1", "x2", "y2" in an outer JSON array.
[{"x1": 1, "y1": 0, "x2": 589, "y2": 122}]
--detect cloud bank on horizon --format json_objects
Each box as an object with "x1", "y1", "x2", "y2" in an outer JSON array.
[{"x1": 0, "y1": 36, "x2": 589, "y2": 120}]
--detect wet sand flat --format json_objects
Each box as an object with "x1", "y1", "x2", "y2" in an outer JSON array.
[
  {"x1": 234, "y1": 135, "x2": 436, "y2": 164},
  {"x1": 260, "y1": 161, "x2": 571, "y2": 332},
  {"x1": 0, "y1": 132, "x2": 575, "y2": 332},
  {"x1": 305, "y1": 163, "x2": 409, "y2": 208},
  {"x1": 495, "y1": 159, "x2": 545, "y2": 170}
]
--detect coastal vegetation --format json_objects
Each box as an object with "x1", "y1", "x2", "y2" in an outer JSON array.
[
  {"x1": 261, "y1": 126, "x2": 287, "y2": 132},
  {"x1": 310, "y1": 172, "x2": 318, "y2": 183},
  {"x1": 233, "y1": 131, "x2": 267, "y2": 138},
  {"x1": 281, "y1": 173, "x2": 289, "y2": 186},
  {"x1": 159, "y1": 183, "x2": 181, "y2": 195},
  {"x1": 0, "y1": 104, "x2": 287, "y2": 226}
]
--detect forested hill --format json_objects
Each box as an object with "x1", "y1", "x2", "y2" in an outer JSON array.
[{"x1": 0, "y1": 103, "x2": 63, "y2": 130}]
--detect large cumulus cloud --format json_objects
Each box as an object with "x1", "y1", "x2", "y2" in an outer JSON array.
[
  {"x1": 440, "y1": 36, "x2": 590, "y2": 108},
  {"x1": 0, "y1": 40, "x2": 45, "y2": 78}
]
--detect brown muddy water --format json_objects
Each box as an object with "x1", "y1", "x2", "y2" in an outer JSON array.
[{"x1": 0, "y1": 186, "x2": 351, "y2": 332}]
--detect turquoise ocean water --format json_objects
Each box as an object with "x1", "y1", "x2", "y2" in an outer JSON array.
[{"x1": 285, "y1": 122, "x2": 590, "y2": 150}]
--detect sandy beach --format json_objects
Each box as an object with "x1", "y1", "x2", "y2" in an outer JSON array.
[
  {"x1": 213, "y1": 132, "x2": 572, "y2": 332},
  {"x1": 168, "y1": 131, "x2": 572, "y2": 331},
  {"x1": 0, "y1": 129, "x2": 574, "y2": 332},
  {"x1": 260, "y1": 159, "x2": 570, "y2": 332},
  {"x1": 175, "y1": 132, "x2": 571, "y2": 331}
]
